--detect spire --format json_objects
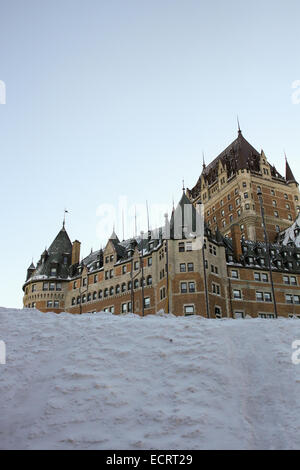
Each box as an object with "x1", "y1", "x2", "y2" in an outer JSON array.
[
  {"x1": 63, "y1": 209, "x2": 69, "y2": 230},
  {"x1": 237, "y1": 115, "x2": 242, "y2": 135},
  {"x1": 285, "y1": 153, "x2": 298, "y2": 184},
  {"x1": 202, "y1": 151, "x2": 206, "y2": 170}
]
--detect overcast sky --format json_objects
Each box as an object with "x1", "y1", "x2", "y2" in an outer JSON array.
[{"x1": 1, "y1": 0, "x2": 300, "y2": 307}]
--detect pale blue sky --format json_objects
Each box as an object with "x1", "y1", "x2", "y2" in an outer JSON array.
[{"x1": 1, "y1": 0, "x2": 300, "y2": 307}]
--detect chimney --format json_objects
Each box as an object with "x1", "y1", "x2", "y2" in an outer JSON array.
[
  {"x1": 72, "y1": 240, "x2": 81, "y2": 265},
  {"x1": 231, "y1": 224, "x2": 242, "y2": 261}
]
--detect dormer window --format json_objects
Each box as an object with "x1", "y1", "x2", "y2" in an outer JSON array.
[
  {"x1": 63, "y1": 256, "x2": 68, "y2": 265},
  {"x1": 50, "y1": 267, "x2": 57, "y2": 276}
]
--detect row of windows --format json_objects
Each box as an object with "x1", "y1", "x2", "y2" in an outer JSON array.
[
  {"x1": 231, "y1": 270, "x2": 298, "y2": 285},
  {"x1": 232, "y1": 290, "x2": 273, "y2": 302},
  {"x1": 42, "y1": 282, "x2": 62, "y2": 291},
  {"x1": 71, "y1": 278, "x2": 153, "y2": 305},
  {"x1": 74, "y1": 258, "x2": 154, "y2": 289},
  {"x1": 233, "y1": 289, "x2": 300, "y2": 304},
  {"x1": 179, "y1": 263, "x2": 194, "y2": 272},
  {"x1": 178, "y1": 241, "x2": 193, "y2": 252},
  {"x1": 101, "y1": 298, "x2": 151, "y2": 314},
  {"x1": 180, "y1": 282, "x2": 195, "y2": 293}
]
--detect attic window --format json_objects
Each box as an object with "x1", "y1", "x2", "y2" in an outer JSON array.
[{"x1": 50, "y1": 267, "x2": 57, "y2": 276}]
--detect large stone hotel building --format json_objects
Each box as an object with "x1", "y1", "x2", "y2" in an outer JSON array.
[{"x1": 23, "y1": 130, "x2": 300, "y2": 318}]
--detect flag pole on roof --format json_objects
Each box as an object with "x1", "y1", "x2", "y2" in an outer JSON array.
[{"x1": 63, "y1": 209, "x2": 69, "y2": 229}]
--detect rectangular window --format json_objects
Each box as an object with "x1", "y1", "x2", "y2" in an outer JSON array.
[
  {"x1": 121, "y1": 303, "x2": 127, "y2": 313},
  {"x1": 122, "y1": 265, "x2": 127, "y2": 274},
  {"x1": 186, "y1": 242, "x2": 192, "y2": 252},
  {"x1": 144, "y1": 297, "x2": 150, "y2": 309},
  {"x1": 148, "y1": 257, "x2": 152, "y2": 266},
  {"x1": 234, "y1": 311, "x2": 244, "y2": 319},
  {"x1": 189, "y1": 282, "x2": 195, "y2": 293},
  {"x1": 264, "y1": 292, "x2": 272, "y2": 302},
  {"x1": 184, "y1": 305, "x2": 194, "y2": 316},
  {"x1": 180, "y1": 263, "x2": 186, "y2": 272},
  {"x1": 187, "y1": 263, "x2": 194, "y2": 272},
  {"x1": 94, "y1": 274, "x2": 98, "y2": 283},
  {"x1": 43, "y1": 282, "x2": 48, "y2": 291},
  {"x1": 256, "y1": 292, "x2": 264, "y2": 302},
  {"x1": 291, "y1": 276, "x2": 297, "y2": 286},
  {"x1": 178, "y1": 242, "x2": 185, "y2": 252},
  {"x1": 233, "y1": 289, "x2": 242, "y2": 299},
  {"x1": 294, "y1": 295, "x2": 300, "y2": 305},
  {"x1": 54, "y1": 300, "x2": 59, "y2": 308},
  {"x1": 134, "y1": 261, "x2": 139, "y2": 270},
  {"x1": 231, "y1": 270, "x2": 238, "y2": 279},
  {"x1": 49, "y1": 282, "x2": 55, "y2": 291},
  {"x1": 283, "y1": 275, "x2": 290, "y2": 285},
  {"x1": 286, "y1": 294, "x2": 293, "y2": 304},
  {"x1": 56, "y1": 282, "x2": 62, "y2": 291},
  {"x1": 215, "y1": 307, "x2": 222, "y2": 319},
  {"x1": 181, "y1": 282, "x2": 187, "y2": 293},
  {"x1": 47, "y1": 300, "x2": 53, "y2": 308},
  {"x1": 83, "y1": 278, "x2": 87, "y2": 286}
]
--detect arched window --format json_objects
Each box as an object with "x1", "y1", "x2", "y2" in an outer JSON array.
[
  {"x1": 98, "y1": 290, "x2": 102, "y2": 299},
  {"x1": 128, "y1": 281, "x2": 132, "y2": 290},
  {"x1": 93, "y1": 291, "x2": 97, "y2": 300},
  {"x1": 116, "y1": 284, "x2": 120, "y2": 294},
  {"x1": 104, "y1": 288, "x2": 108, "y2": 298},
  {"x1": 121, "y1": 283, "x2": 126, "y2": 292},
  {"x1": 147, "y1": 275, "x2": 152, "y2": 286},
  {"x1": 134, "y1": 279, "x2": 139, "y2": 289},
  {"x1": 77, "y1": 296, "x2": 81, "y2": 304},
  {"x1": 72, "y1": 297, "x2": 75, "y2": 305},
  {"x1": 140, "y1": 278, "x2": 145, "y2": 287},
  {"x1": 87, "y1": 293, "x2": 91, "y2": 302},
  {"x1": 110, "y1": 286, "x2": 114, "y2": 296},
  {"x1": 82, "y1": 294, "x2": 86, "y2": 303}
]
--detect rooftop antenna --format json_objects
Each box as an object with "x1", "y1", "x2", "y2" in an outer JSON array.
[
  {"x1": 146, "y1": 200, "x2": 150, "y2": 233},
  {"x1": 122, "y1": 209, "x2": 125, "y2": 241}
]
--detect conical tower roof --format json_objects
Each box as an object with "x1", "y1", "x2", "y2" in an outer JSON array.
[{"x1": 285, "y1": 156, "x2": 298, "y2": 184}]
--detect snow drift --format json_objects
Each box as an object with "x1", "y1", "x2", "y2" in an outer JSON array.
[{"x1": 0, "y1": 307, "x2": 299, "y2": 450}]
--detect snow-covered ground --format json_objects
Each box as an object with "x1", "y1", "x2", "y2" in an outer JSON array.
[{"x1": 0, "y1": 307, "x2": 300, "y2": 450}]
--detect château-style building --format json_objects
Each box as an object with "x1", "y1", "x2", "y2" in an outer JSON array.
[{"x1": 23, "y1": 129, "x2": 300, "y2": 319}]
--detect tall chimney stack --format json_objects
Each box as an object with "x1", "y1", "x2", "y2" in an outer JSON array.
[
  {"x1": 231, "y1": 224, "x2": 242, "y2": 261},
  {"x1": 71, "y1": 240, "x2": 81, "y2": 265}
]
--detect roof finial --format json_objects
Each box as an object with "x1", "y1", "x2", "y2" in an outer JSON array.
[
  {"x1": 63, "y1": 209, "x2": 69, "y2": 229},
  {"x1": 202, "y1": 151, "x2": 206, "y2": 169},
  {"x1": 237, "y1": 115, "x2": 241, "y2": 135},
  {"x1": 182, "y1": 179, "x2": 185, "y2": 193}
]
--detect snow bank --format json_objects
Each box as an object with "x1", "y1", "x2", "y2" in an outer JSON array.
[{"x1": 0, "y1": 307, "x2": 300, "y2": 450}]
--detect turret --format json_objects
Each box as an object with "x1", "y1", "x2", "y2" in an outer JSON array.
[{"x1": 26, "y1": 262, "x2": 35, "y2": 281}]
